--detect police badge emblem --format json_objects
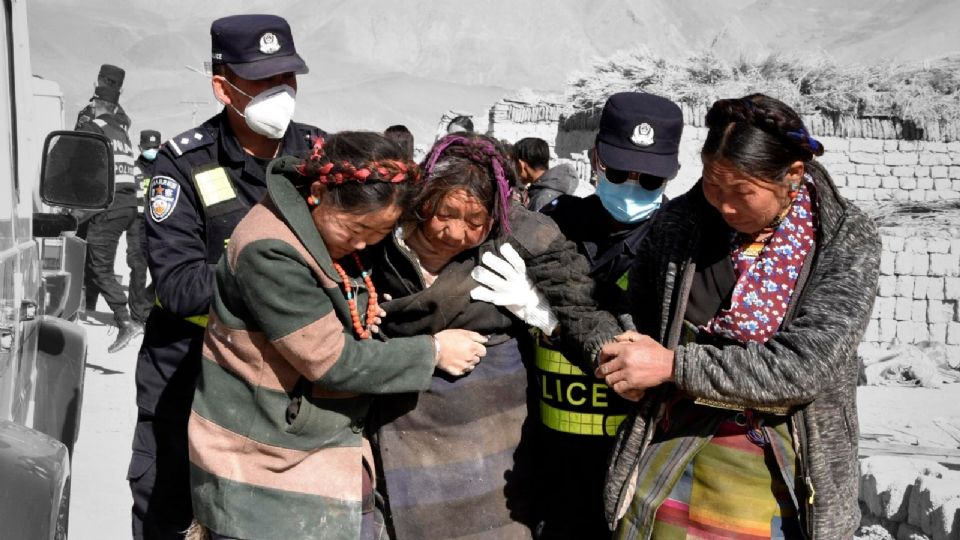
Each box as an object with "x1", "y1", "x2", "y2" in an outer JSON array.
[
  {"x1": 259, "y1": 32, "x2": 280, "y2": 54},
  {"x1": 149, "y1": 176, "x2": 180, "y2": 222},
  {"x1": 630, "y1": 123, "x2": 655, "y2": 147}
]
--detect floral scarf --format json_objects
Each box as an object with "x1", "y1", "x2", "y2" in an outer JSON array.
[{"x1": 702, "y1": 181, "x2": 816, "y2": 343}]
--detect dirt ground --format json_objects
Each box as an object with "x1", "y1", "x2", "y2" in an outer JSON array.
[
  {"x1": 69, "y1": 305, "x2": 139, "y2": 540},
  {"x1": 858, "y1": 385, "x2": 960, "y2": 455},
  {"x1": 65, "y1": 310, "x2": 960, "y2": 540}
]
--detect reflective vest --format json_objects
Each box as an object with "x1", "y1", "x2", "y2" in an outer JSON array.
[{"x1": 534, "y1": 269, "x2": 631, "y2": 436}]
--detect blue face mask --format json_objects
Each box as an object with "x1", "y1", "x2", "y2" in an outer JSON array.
[
  {"x1": 595, "y1": 170, "x2": 664, "y2": 224},
  {"x1": 142, "y1": 148, "x2": 159, "y2": 161}
]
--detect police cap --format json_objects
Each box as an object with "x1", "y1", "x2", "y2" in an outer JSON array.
[
  {"x1": 98, "y1": 64, "x2": 125, "y2": 89},
  {"x1": 210, "y1": 14, "x2": 308, "y2": 81},
  {"x1": 596, "y1": 92, "x2": 683, "y2": 179},
  {"x1": 140, "y1": 129, "x2": 162, "y2": 149}
]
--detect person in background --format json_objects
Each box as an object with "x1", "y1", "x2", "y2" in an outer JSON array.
[
  {"x1": 75, "y1": 63, "x2": 131, "y2": 130},
  {"x1": 534, "y1": 92, "x2": 685, "y2": 539},
  {"x1": 598, "y1": 94, "x2": 879, "y2": 539},
  {"x1": 446, "y1": 114, "x2": 474, "y2": 134},
  {"x1": 512, "y1": 137, "x2": 579, "y2": 212},
  {"x1": 129, "y1": 14, "x2": 323, "y2": 539},
  {"x1": 76, "y1": 63, "x2": 128, "y2": 316},
  {"x1": 384, "y1": 124, "x2": 415, "y2": 160},
  {"x1": 129, "y1": 129, "x2": 162, "y2": 326},
  {"x1": 370, "y1": 133, "x2": 625, "y2": 540},
  {"x1": 187, "y1": 131, "x2": 487, "y2": 540},
  {"x1": 75, "y1": 83, "x2": 145, "y2": 354}
]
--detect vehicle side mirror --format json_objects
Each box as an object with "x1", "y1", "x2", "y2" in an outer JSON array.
[{"x1": 40, "y1": 130, "x2": 115, "y2": 209}]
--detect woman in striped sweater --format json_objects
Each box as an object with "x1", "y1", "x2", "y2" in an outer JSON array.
[{"x1": 187, "y1": 132, "x2": 490, "y2": 540}]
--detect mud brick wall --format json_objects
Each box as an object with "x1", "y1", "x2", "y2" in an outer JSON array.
[
  {"x1": 860, "y1": 456, "x2": 960, "y2": 540},
  {"x1": 488, "y1": 100, "x2": 960, "y2": 356},
  {"x1": 867, "y1": 210, "x2": 960, "y2": 359},
  {"x1": 819, "y1": 139, "x2": 960, "y2": 203},
  {"x1": 485, "y1": 99, "x2": 567, "y2": 149}
]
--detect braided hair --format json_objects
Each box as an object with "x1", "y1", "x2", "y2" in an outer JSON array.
[
  {"x1": 702, "y1": 93, "x2": 824, "y2": 184},
  {"x1": 295, "y1": 131, "x2": 421, "y2": 214},
  {"x1": 416, "y1": 133, "x2": 517, "y2": 235}
]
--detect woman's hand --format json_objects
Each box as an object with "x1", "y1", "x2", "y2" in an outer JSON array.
[
  {"x1": 613, "y1": 330, "x2": 643, "y2": 342},
  {"x1": 369, "y1": 306, "x2": 387, "y2": 335},
  {"x1": 595, "y1": 335, "x2": 675, "y2": 401},
  {"x1": 370, "y1": 293, "x2": 392, "y2": 335},
  {"x1": 433, "y1": 329, "x2": 488, "y2": 377}
]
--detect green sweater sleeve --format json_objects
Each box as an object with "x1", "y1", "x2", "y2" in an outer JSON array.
[{"x1": 233, "y1": 238, "x2": 437, "y2": 394}]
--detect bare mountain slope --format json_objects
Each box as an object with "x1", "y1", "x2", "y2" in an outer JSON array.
[{"x1": 28, "y1": 0, "x2": 959, "y2": 145}]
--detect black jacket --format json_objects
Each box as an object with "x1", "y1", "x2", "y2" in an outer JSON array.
[
  {"x1": 136, "y1": 112, "x2": 322, "y2": 419},
  {"x1": 543, "y1": 194, "x2": 654, "y2": 328},
  {"x1": 376, "y1": 203, "x2": 621, "y2": 370}
]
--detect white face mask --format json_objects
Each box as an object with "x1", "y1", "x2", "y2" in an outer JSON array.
[{"x1": 221, "y1": 79, "x2": 296, "y2": 139}]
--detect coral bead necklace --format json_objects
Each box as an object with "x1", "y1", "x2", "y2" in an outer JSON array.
[{"x1": 331, "y1": 253, "x2": 379, "y2": 340}]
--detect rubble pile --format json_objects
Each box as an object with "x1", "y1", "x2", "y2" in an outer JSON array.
[{"x1": 858, "y1": 456, "x2": 960, "y2": 540}]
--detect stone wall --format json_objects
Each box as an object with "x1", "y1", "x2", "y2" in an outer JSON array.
[
  {"x1": 488, "y1": 100, "x2": 960, "y2": 201},
  {"x1": 866, "y1": 204, "x2": 960, "y2": 359},
  {"x1": 859, "y1": 456, "x2": 960, "y2": 540},
  {"x1": 487, "y1": 100, "x2": 960, "y2": 358},
  {"x1": 820, "y1": 138, "x2": 960, "y2": 203},
  {"x1": 486, "y1": 99, "x2": 566, "y2": 149}
]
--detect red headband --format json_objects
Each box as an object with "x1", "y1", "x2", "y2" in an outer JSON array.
[{"x1": 297, "y1": 137, "x2": 420, "y2": 185}]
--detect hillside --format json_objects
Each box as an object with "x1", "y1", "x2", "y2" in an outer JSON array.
[{"x1": 27, "y1": 0, "x2": 960, "y2": 145}]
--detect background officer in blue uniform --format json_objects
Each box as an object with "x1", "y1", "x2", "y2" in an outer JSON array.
[
  {"x1": 535, "y1": 92, "x2": 684, "y2": 539},
  {"x1": 75, "y1": 83, "x2": 145, "y2": 354},
  {"x1": 128, "y1": 14, "x2": 323, "y2": 539},
  {"x1": 130, "y1": 129, "x2": 162, "y2": 325}
]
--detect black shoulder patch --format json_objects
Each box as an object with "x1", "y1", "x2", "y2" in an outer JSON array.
[{"x1": 165, "y1": 127, "x2": 214, "y2": 157}]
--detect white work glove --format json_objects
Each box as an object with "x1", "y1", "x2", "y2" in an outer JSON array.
[{"x1": 470, "y1": 243, "x2": 559, "y2": 335}]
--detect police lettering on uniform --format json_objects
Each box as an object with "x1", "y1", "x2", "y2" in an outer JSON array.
[
  {"x1": 536, "y1": 92, "x2": 684, "y2": 539},
  {"x1": 128, "y1": 15, "x2": 323, "y2": 539},
  {"x1": 75, "y1": 80, "x2": 147, "y2": 354}
]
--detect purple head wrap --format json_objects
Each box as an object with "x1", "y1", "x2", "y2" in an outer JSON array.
[{"x1": 422, "y1": 134, "x2": 513, "y2": 234}]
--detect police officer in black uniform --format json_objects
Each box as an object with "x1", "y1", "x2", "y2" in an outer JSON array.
[
  {"x1": 128, "y1": 15, "x2": 323, "y2": 539},
  {"x1": 535, "y1": 92, "x2": 684, "y2": 539},
  {"x1": 75, "y1": 63, "x2": 132, "y2": 130},
  {"x1": 129, "y1": 129, "x2": 162, "y2": 325},
  {"x1": 76, "y1": 83, "x2": 146, "y2": 354},
  {"x1": 77, "y1": 64, "x2": 130, "y2": 316}
]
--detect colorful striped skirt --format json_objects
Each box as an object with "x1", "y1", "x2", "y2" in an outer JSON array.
[{"x1": 615, "y1": 401, "x2": 802, "y2": 539}]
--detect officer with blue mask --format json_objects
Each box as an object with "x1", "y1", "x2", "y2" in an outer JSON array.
[
  {"x1": 535, "y1": 91, "x2": 683, "y2": 539},
  {"x1": 128, "y1": 129, "x2": 163, "y2": 327}
]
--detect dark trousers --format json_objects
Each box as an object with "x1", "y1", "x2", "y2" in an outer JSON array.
[
  {"x1": 533, "y1": 429, "x2": 613, "y2": 540},
  {"x1": 83, "y1": 207, "x2": 145, "y2": 319},
  {"x1": 129, "y1": 411, "x2": 194, "y2": 540},
  {"x1": 127, "y1": 215, "x2": 152, "y2": 323}
]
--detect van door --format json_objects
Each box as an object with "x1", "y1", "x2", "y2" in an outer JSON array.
[
  {"x1": 0, "y1": 0, "x2": 39, "y2": 426},
  {"x1": 0, "y1": 0, "x2": 20, "y2": 423}
]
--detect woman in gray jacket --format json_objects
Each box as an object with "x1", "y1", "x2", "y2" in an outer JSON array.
[{"x1": 596, "y1": 94, "x2": 880, "y2": 539}]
